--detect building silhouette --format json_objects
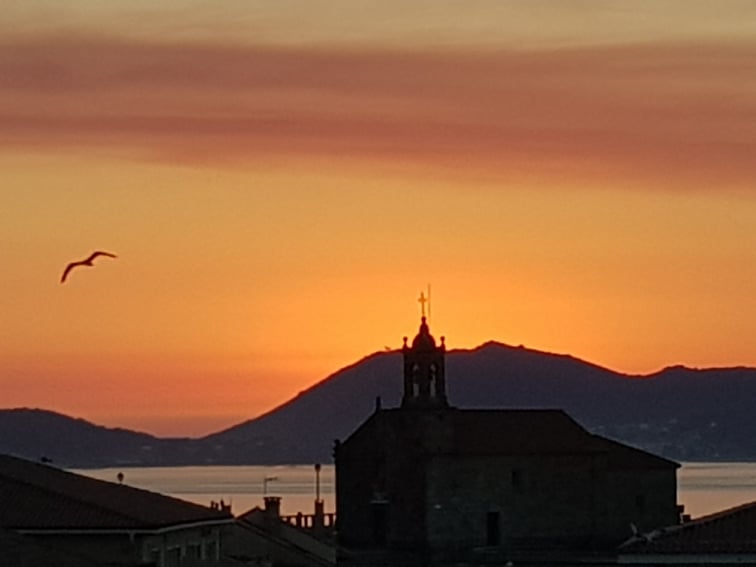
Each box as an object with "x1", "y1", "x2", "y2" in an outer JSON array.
[
  {"x1": 0, "y1": 454, "x2": 233, "y2": 566},
  {"x1": 335, "y1": 316, "x2": 680, "y2": 561}
]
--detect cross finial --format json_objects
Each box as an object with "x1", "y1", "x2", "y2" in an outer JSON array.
[{"x1": 418, "y1": 291, "x2": 428, "y2": 318}]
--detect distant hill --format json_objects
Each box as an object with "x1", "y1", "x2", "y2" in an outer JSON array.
[
  {"x1": 3, "y1": 342, "x2": 756, "y2": 467},
  {"x1": 0, "y1": 408, "x2": 207, "y2": 468}
]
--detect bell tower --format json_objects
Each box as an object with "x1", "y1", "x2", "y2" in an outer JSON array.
[{"x1": 401, "y1": 293, "x2": 448, "y2": 409}]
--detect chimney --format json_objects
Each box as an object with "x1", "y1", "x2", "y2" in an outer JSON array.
[
  {"x1": 264, "y1": 496, "x2": 281, "y2": 518},
  {"x1": 314, "y1": 499, "x2": 325, "y2": 531}
]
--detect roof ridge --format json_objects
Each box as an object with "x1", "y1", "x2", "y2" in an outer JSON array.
[
  {"x1": 0, "y1": 454, "x2": 226, "y2": 528},
  {"x1": 687, "y1": 499, "x2": 756, "y2": 525},
  {"x1": 1, "y1": 473, "x2": 143, "y2": 527}
]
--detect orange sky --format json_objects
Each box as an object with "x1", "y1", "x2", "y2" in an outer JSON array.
[{"x1": 3, "y1": 1, "x2": 756, "y2": 437}]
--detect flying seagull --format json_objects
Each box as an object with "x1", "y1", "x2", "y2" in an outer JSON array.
[{"x1": 60, "y1": 251, "x2": 117, "y2": 283}]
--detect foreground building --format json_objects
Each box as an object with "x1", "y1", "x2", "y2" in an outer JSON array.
[
  {"x1": 335, "y1": 316, "x2": 680, "y2": 561},
  {"x1": 225, "y1": 496, "x2": 336, "y2": 567},
  {"x1": 0, "y1": 453, "x2": 233, "y2": 566},
  {"x1": 619, "y1": 500, "x2": 756, "y2": 565}
]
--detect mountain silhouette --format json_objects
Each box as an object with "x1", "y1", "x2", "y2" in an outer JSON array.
[
  {"x1": 3, "y1": 343, "x2": 756, "y2": 467},
  {"x1": 0, "y1": 408, "x2": 179, "y2": 467}
]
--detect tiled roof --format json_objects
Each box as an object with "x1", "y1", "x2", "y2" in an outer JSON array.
[
  {"x1": 589, "y1": 435, "x2": 679, "y2": 470},
  {"x1": 362, "y1": 409, "x2": 677, "y2": 468},
  {"x1": 621, "y1": 501, "x2": 756, "y2": 554},
  {"x1": 446, "y1": 409, "x2": 596, "y2": 455},
  {"x1": 0, "y1": 454, "x2": 232, "y2": 531}
]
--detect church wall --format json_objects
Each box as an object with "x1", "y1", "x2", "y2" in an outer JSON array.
[
  {"x1": 424, "y1": 453, "x2": 606, "y2": 550},
  {"x1": 336, "y1": 413, "x2": 429, "y2": 550},
  {"x1": 336, "y1": 420, "x2": 386, "y2": 548}
]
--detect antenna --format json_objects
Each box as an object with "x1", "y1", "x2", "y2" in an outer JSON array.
[
  {"x1": 427, "y1": 284, "x2": 431, "y2": 322},
  {"x1": 263, "y1": 476, "x2": 278, "y2": 496},
  {"x1": 417, "y1": 285, "x2": 433, "y2": 320}
]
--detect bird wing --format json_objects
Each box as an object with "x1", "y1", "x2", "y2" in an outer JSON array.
[
  {"x1": 87, "y1": 251, "x2": 117, "y2": 262},
  {"x1": 61, "y1": 251, "x2": 117, "y2": 283},
  {"x1": 60, "y1": 262, "x2": 82, "y2": 283}
]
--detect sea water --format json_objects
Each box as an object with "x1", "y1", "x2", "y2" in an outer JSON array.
[
  {"x1": 74, "y1": 462, "x2": 756, "y2": 519},
  {"x1": 75, "y1": 464, "x2": 335, "y2": 516}
]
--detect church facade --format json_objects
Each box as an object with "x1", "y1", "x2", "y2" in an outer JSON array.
[{"x1": 335, "y1": 316, "x2": 680, "y2": 557}]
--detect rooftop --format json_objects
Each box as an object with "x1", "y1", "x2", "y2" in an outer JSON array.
[
  {"x1": 621, "y1": 500, "x2": 756, "y2": 555},
  {"x1": 348, "y1": 408, "x2": 678, "y2": 469},
  {"x1": 0, "y1": 454, "x2": 232, "y2": 531}
]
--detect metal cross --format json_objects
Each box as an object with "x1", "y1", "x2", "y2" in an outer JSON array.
[{"x1": 418, "y1": 291, "x2": 428, "y2": 318}]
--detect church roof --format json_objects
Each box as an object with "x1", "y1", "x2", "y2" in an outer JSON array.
[
  {"x1": 445, "y1": 409, "x2": 594, "y2": 455},
  {"x1": 0, "y1": 454, "x2": 232, "y2": 531},
  {"x1": 589, "y1": 434, "x2": 679, "y2": 470},
  {"x1": 343, "y1": 408, "x2": 677, "y2": 469}
]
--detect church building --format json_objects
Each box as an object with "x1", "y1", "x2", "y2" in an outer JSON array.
[{"x1": 334, "y1": 315, "x2": 680, "y2": 560}]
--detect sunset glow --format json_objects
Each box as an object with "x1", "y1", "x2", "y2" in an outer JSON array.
[{"x1": 3, "y1": 1, "x2": 756, "y2": 436}]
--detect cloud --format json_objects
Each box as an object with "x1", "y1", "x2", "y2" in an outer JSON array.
[{"x1": 1, "y1": 34, "x2": 755, "y2": 189}]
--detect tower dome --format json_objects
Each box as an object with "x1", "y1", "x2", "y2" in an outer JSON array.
[
  {"x1": 401, "y1": 316, "x2": 448, "y2": 409},
  {"x1": 411, "y1": 316, "x2": 436, "y2": 350}
]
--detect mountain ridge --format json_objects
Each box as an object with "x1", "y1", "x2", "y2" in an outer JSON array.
[{"x1": 3, "y1": 343, "x2": 756, "y2": 467}]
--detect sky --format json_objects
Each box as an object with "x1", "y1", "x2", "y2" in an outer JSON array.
[{"x1": 3, "y1": 1, "x2": 756, "y2": 437}]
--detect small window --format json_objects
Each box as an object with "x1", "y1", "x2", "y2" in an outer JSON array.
[
  {"x1": 204, "y1": 541, "x2": 217, "y2": 561},
  {"x1": 635, "y1": 494, "x2": 646, "y2": 510},
  {"x1": 372, "y1": 502, "x2": 388, "y2": 547},
  {"x1": 511, "y1": 469, "x2": 523, "y2": 491},
  {"x1": 486, "y1": 511, "x2": 500, "y2": 546},
  {"x1": 164, "y1": 548, "x2": 180, "y2": 567},
  {"x1": 186, "y1": 543, "x2": 201, "y2": 559}
]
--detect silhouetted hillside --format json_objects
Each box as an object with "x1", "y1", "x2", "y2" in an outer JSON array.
[
  {"x1": 199, "y1": 343, "x2": 756, "y2": 464},
  {"x1": 0, "y1": 408, "x2": 204, "y2": 468},
  {"x1": 198, "y1": 351, "x2": 402, "y2": 464},
  {"x1": 4, "y1": 343, "x2": 756, "y2": 466}
]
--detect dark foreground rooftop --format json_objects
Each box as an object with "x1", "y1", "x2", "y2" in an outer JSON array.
[
  {"x1": 0, "y1": 453, "x2": 232, "y2": 531},
  {"x1": 621, "y1": 500, "x2": 756, "y2": 556}
]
